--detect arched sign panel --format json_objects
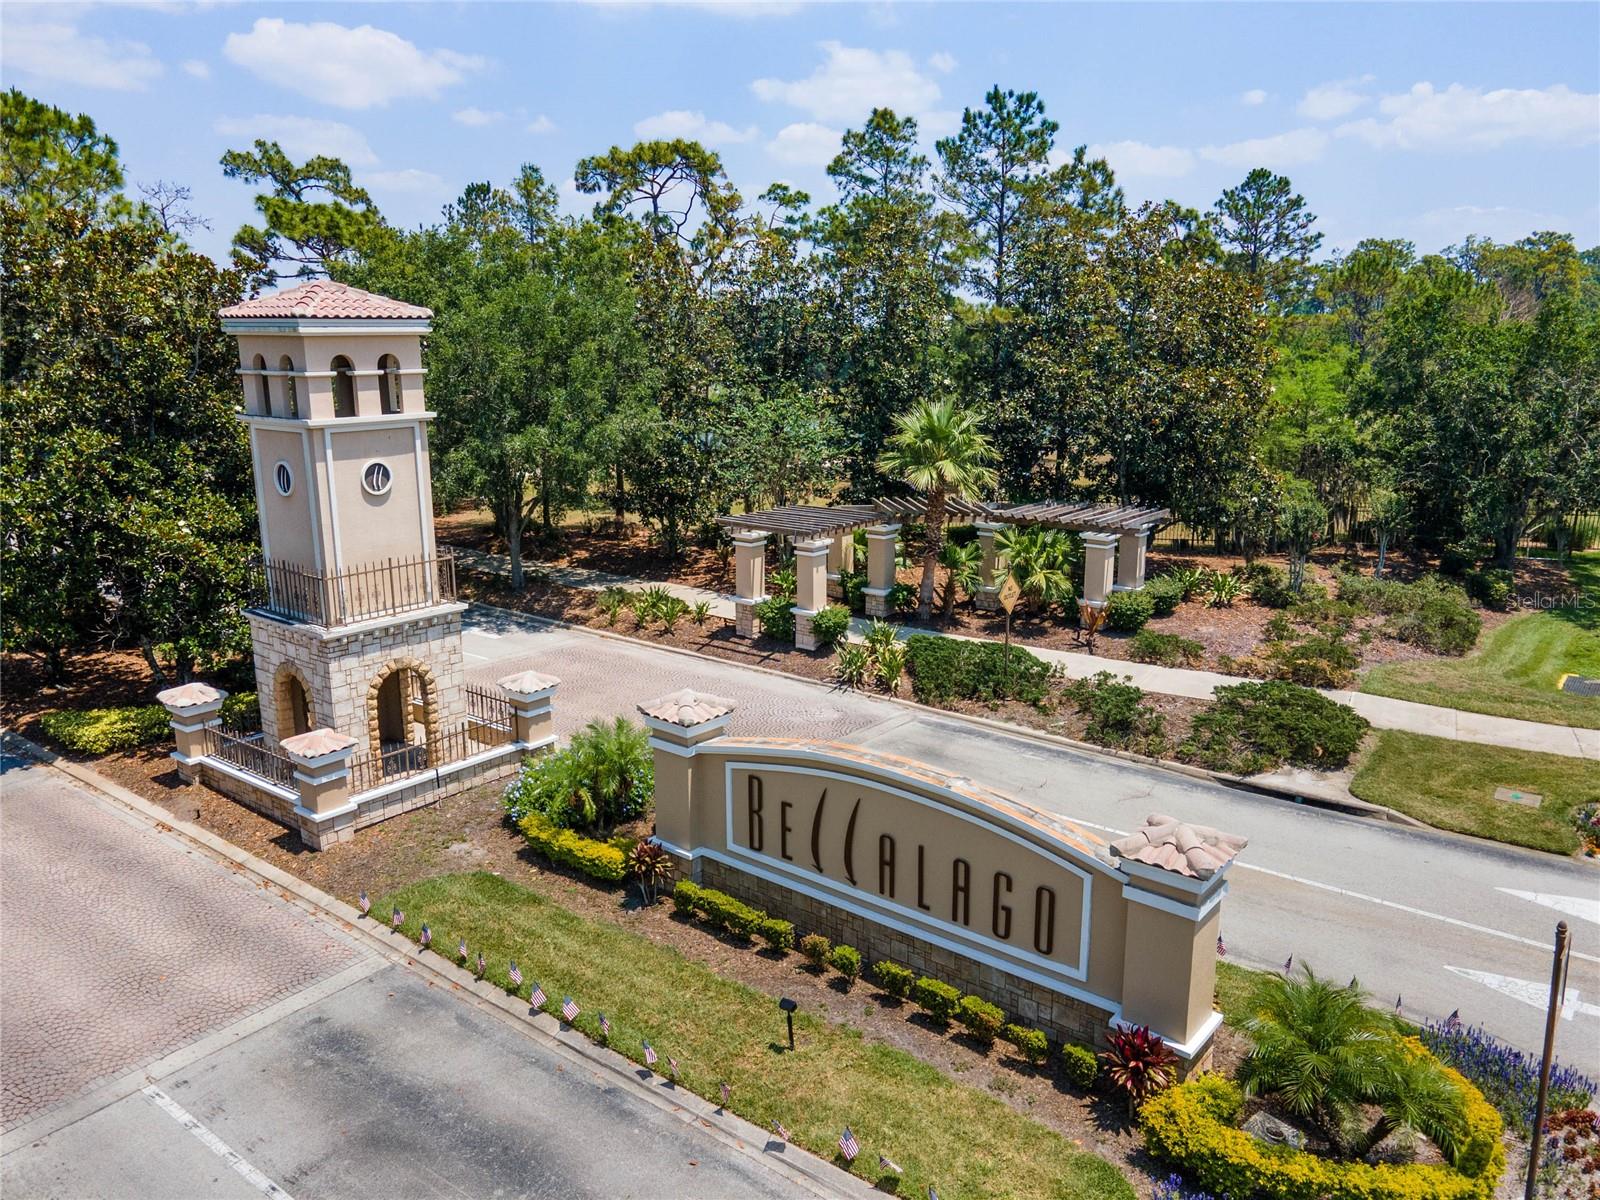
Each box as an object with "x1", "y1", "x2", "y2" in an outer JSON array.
[{"x1": 714, "y1": 752, "x2": 1105, "y2": 990}]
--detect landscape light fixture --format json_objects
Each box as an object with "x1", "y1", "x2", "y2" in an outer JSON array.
[{"x1": 778, "y1": 996, "x2": 798, "y2": 1051}]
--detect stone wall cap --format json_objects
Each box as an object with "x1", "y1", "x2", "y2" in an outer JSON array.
[
  {"x1": 156, "y1": 682, "x2": 227, "y2": 709},
  {"x1": 637, "y1": 688, "x2": 736, "y2": 727},
  {"x1": 1110, "y1": 814, "x2": 1248, "y2": 879},
  {"x1": 281, "y1": 728, "x2": 359, "y2": 758},
  {"x1": 497, "y1": 669, "x2": 561, "y2": 695}
]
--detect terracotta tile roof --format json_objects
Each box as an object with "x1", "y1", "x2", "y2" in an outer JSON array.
[
  {"x1": 1110, "y1": 814, "x2": 1248, "y2": 879},
  {"x1": 280, "y1": 729, "x2": 358, "y2": 759},
  {"x1": 156, "y1": 682, "x2": 226, "y2": 710},
  {"x1": 637, "y1": 688, "x2": 737, "y2": 727},
  {"x1": 497, "y1": 669, "x2": 562, "y2": 697},
  {"x1": 219, "y1": 281, "x2": 431, "y2": 321}
]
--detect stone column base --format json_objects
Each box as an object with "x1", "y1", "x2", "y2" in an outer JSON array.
[
  {"x1": 295, "y1": 803, "x2": 357, "y2": 850},
  {"x1": 862, "y1": 588, "x2": 890, "y2": 619},
  {"x1": 734, "y1": 600, "x2": 759, "y2": 638},
  {"x1": 975, "y1": 587, "x2": 1000, "y2": 612},
  {"x1": 826, "y1": 573, "x2": 843, "y2": 601},
  {"x1": 793, "y1": 608, "x2": 817, "y2": 651}
]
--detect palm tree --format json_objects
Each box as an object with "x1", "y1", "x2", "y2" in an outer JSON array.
[
  {"x1": 1239, "y1": 967, "x2": 1466, "y2": 1160},
  {"x1": 877, "y1": 400, "x2": 998, "y2": 621},
  {"x1": 995, "y1": 526, "x2": 1075, "y2": 614},
  {"x1": 938, "y1": 540, "x2": 982, "y2": 617}
]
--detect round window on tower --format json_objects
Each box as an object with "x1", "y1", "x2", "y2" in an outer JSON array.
[
  {"x1": 361, "y1": 461, "x2": 393, "y2": 497},
  {"x1": 273, "y1": 461, "x2": 293, "y2": 496}
]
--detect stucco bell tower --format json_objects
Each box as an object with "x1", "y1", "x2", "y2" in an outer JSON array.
[{"x1": 220, "y1": 280, "x2": 467, "y2": 762}]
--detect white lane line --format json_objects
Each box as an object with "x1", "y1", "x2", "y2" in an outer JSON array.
[
  {"x1": 141, "y1": 1085, "x2": 294, "y2": 1199},
  {"x1": 1497, "y1": 888, "x2": 1600, "y2": 927},
  {"x1": 1066, "y1": 816, "x2": 1600, "y2": 966},
  {"x1": 464, "y1": 651, "x2": 490, "y2": 661},
  {"x1": 1445, "y1": 966, "x2": 1600, "y2": 1021}
]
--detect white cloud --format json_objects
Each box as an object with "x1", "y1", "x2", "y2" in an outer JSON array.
[
  {"x1": 1403, "y1": 202, "x2": 1574, "y2": 250},
  {"x1": 1337, "y1": 82, "x2": 1600, "y2": 150},
  {"x1": 1240, "y1": 88, "x2": 1268, "y2": 106},
  {"x1": 222, "y1": 18, "x2": 483, "y2": 109},
  {"x1": 752, "y1": 41, "x2": 942, "y2": 125},
  {"x1": 1298, "y1": 75, "x2": 1373, "y2": 121},
  {"x1": 928, "y1": 51, "x2": 956, "y2": 74},
  {"x1": 1086, "y1": 140, "x2": 1196, "y2": 178},
  {"x1": 364, "y1": 168, "x2": 448, "y2": 195},
  {"x1": 182, "y1": 58, "x2": 211, "y2": 79},
  {"x1": 918, "y1": 110, "x2": 960, "y2": 139},
  {"x1": 526, "y1": 114, "x2": 558, "y2": 135},
  {"x1": 0, "y1": 18, "x2": 163, "y2": 90},
  {"x1": 453, "y1": 107, "x2": 505, "y2": 127},
  {"x1": 766, "y1": 121, "x2": 842, "y2": 166},
  {"x1": 634, "y1": 109, "x2": 758, "y2": 144},
  {"x1": 214, "y1": 115, "x2": 379, "y2": 167},
  {"x1": 577, "y1": 0, "x2": 802, "y2": 16},
  {"x1": 1199, "y1": 127, "x2": 1329, "y2": 169}
]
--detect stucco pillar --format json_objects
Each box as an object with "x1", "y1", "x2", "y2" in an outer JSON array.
[
  {"x1": 861, "y1": 523, "x2": 901, "y2": 619},
  {"x1": 826, "y1": 533, "x2": 855, "y2": 601},
  {"x1": 791, "y1": 536, "x2": 831, "y2": 650},
  {"x1": 731, "y1": 531, "x2": 768, "y2": 639},
  {"x1": 1079, "y1": 531, "x2": 1118, "y2": 609},
  {"x1": 157, "y1": 682, "x2": 228, "y2": 784},
  {"x1": 281, "y1": 728, "x2": 359, "y2": 850},
  {"x1": 636, "y1": 689, "x2": 736, "y2": 881},
  {"x1": 1115, "y1": 528, "x2": 1149, "y2": 592},
  {"x1": 1110, "y1": 815, "x2": 1248, "y2": 1076},
  {"x1": 974, "y1": 522, "x2": 1007, "y2": 611},
  {"x1": 497, "y1": 669, "x2": 560, "y2": 754}
]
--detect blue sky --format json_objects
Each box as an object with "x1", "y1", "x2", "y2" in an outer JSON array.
[{"x1": 5, "y1": 2, "x2": 1598, "y2": 267}]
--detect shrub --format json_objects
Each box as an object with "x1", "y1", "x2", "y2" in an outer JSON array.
[
  {"x1": 1206, "y1": 572, "x2": 1245, "y2": 607},
  {"x1": 829, "y1": 943, "x2": 862, "y2": 985},
  {"x1": 689, "y1": 599, "x2": 712, "y2": 626},
  {"x1": 757, "y1": 917, "x2": 795, "y2": 954},
  {"x1": 658, "y1": 595, "x2": 690, "y2": 631},
  {"x1": 1105, "y1": 588, "x2": 1156, "y2": 632},
  {"x1": 862, "y1": 619, "x2": 900, "y2": 659},
  {"x1": 501, "y1": 717, "x2": 652, "y2": 831},
  {"x1": 1102, "y1": 1023, "x2": 1177, "y2": 1114},
  {"x1": 911, "y1": 976, "x2": 961, "y2": 1024},
  {"x1": 1264, "y1": 632, "x2": 1360, "y2": 689},
  {"x1": 1129, "y1": 630, "x2": 1205, "y2": 668},
  {"x1": 671, "y1": 880, "x2": 701, "y2": 917},
  {"x1": 40, "y1": 703, "x2": 178, "y2": 754},
  {"x1": 754, "y1": 594, "x2": 795, "y2": 642},
  {"x1": 517, "y1": 811, "x2": 633, "y2": 882},
  {"x1": 1181, "y1": 680, "x2": 1369, "y2": 775},
  {"x1": 1063, "y1": 671, "x2": 1167, "y2": 754},
  {"x1": 1004, "y1": 1024, "x2": 1050, "y2": 1067},
  {"x1": 809, "y1": 604, "x2": 852, "y2": 649},
  {"x1": 956, "y1": 994, "x2": 1004, "y2": 1045},
  {"x1": 1059, "y1": 1041, "x2": 1099, "y2": 1089},
  {"x1": 628, "y1": 841, "x2": 673, "y2": 905},
  {"x1": 1145, "y1": 574, "x2": 1185, "y2": 617},
  {"x1": 1165, "y1": 567, "x2": 1207, "y2": 601},
  {"x1": 888, "y1": 581, "x2": 917, "y2": 613},
  {"x1": 1462, "y1": 568, "x2": 1512, "y2": 611},
  {"x1": 799, "y1": 933, "x2": 831, "y2": 969},
  {"x1": 874, "y1": 641, "x2": 907, "y2": 693},
  {"x1": 1245, "y1": 563, "x2": 1295, "y2": 609},
  {"x1": 697, "y1": 887, "x2": 763, "y2": 938},
  {"x1": 873, "y1": 959, "x2": 915, "y2": 999},
  {"x1": 1393, "y1": 590, "x2": 1481, "y2": 654},
  {"x1": 903, "y1": 634, "x2": 1055, "y2": 707},
  {"x1": 833, "y1": 643, "x2": 872, "y2": 689},
  {"x1": 840, "y1": 569, "x2": 867, "y2": 613},
  {"x1": 1419, "y1": 1019, "x2": 1596, "y2": 1135}
]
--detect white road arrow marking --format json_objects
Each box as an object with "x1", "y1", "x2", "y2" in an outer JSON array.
[
  {"x1": 1496, "y1": 889, "x2": 1600, "y2": 927},
  {"x1": 1445, "y1": 966, "x2": 1600, "y2": 1020}
]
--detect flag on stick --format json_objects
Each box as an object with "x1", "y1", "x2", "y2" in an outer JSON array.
[
  {"x1": 1215, "y1": 935, "x2": 1226, "y2": 957},
  {"x1": 838, "y1": 1127, "x2": 859, "y2": 1162},
  {"x1": 1445, "y1": 1008, "x2": 1462, "y2": 1031},
  {"x1": 561, "y1": 997, "x2": 580, "y2": 1023},
  {"x1": 772, "y1": 1120, "x2": 790, "y2": 1143},
  {"x1": 666, "y1": 1054, "x2": 680, "y2": 1078},
  {"x1": 720, "y1": 1081, "x2": 730, "y2": 1108},
  {"x1": 599, "y1": 1013, "x2": 611, "y2": 1039},
  {"x1": 476, "y1": 950, "x2": 486, "y2": 977},
  {"x1": 1282, "y1": 954, "x2": 1293, "y2": 975},
  {"x1": 457, "y1": 936, "x2": 468, "y2": 962},
  {"x1": 879, "y1": 1153, "x2": 902, "y2": 1175},
  {"x1": 643, "y1": 1040, "x2": 658, "y2": 1067},
  {"x1": 508, "y1": 961, "x2": 523, "y2": 987},
  {"x1": 529, "y1": 983, "x2": 547, "y2": 1009},
  {"x1": 1394, "y1": 994, "x2": 1403, "y2": 1016},
  {"x1": 358, "y1": 891, "x2": 370, "y2": 915},
  {"x1": 391, "y1": 907, "x2": 404, "y2": 930},
  {"x1": 420, "y1": 924, "x2": 431, "y2": 949}
]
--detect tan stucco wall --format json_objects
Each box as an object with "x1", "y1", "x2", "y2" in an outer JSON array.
[
  {"x1": 234, "y1": 332, "x2": 427, "y2": 421},
  {"x1": 253, "y1": 426, "x2": 322, "y2": 569},
  {"x1": 325, "y1": 424, "x2": 433, "y2": 565}
]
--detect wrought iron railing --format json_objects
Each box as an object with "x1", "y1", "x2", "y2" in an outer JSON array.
[
  {"x1": 346, "y1": 718, "x2": 515, "y2": 796},
  {"x1": 204, "y1": 725, "x2": 294, "y2": 788},
  {"x1": 250, "y1": 553, "x2": 457, "y2": 626},
  {"x1": 464, "y1": 684, "x2": 514, "y2": 731}
]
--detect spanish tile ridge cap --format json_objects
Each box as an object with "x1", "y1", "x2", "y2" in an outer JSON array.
[
  {"x1": 280, "y1": 728, "x2": 358, "y2": 757},
  {"x1": 635, "y1": 687, "x2": 736, "y2": 727},
  {"x1": 156, "y1": 681, "x2": 225, "y2": 708},
  {"x1": 218, "y1": 280, "x2": 432, "y2": 320},
  {"x1": 496, "y1": 668, "x2": 561, "y2": 694},
  {"x1": 1109, "y1": 812, "x2": 1249, "y2": 878}
]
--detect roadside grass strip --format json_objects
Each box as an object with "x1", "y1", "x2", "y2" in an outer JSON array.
[
  {"x1": 378, "y1": 871, "x2": 1133, "y2": 1200},
  {"x1": 1361, "y1": 553, "x2": 1600, "y2": 730},
  {"x1": 1351, "y1": 730, "x2": 1600, "y2": 855}
]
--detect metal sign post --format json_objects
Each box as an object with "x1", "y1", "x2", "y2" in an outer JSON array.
[
  {"x1": 1523, "y1": 920, "x2": 1572, "y2": 1200},
  {"x1": 998, "y1": 576, "x2": 1021, "y2": 690}
]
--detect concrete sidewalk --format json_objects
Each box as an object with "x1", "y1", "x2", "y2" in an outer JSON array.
[{"x1": 447, "y1": 543, "x2": 1599, "y2": 761}]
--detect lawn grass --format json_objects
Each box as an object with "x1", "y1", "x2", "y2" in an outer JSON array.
[
  {"x1": 1360, "y1": 554, "x2": 1600, "y2": 729},
  {"x1": 1214, "y1": 961, "x2": 1263, "y2": 1028},
  {"x1": 379, "y1": 871, "x2": 1134, "y2": 1200},
  {"x1": 1350, "y1": 730, "x2": 1600, "y2": 855}
]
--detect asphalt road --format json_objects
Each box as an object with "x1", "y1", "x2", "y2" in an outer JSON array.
[
  {"x1": 0, "y1": 755, "x2": 842, "y2": 1200},
  {"x1": 461, "y1": 606, "x2": 1600, "y2": 1071}
]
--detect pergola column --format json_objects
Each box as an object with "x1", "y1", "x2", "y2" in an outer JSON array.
[
  {"x1": 731, "y1": 531, "x2": 768, "y2": 639},
  {"x1": 791, "y1": 536, "x2": 831, "y2": 650},
  {"x1": 1080, "y1": 531, "x2": 1119, "y2": 609},
  {"x1": 861, "y1": 523, "x2": 901, "y2": 619},
  {"x1": 826, "y1": 533, "x2": 855, "y2": 601},
  {"x1": 1115, "y1": 527, "x2": 1150, "y2": 592},
  {"x1": 974, "y1": 521, "x2": 1006, "y2": 612}
]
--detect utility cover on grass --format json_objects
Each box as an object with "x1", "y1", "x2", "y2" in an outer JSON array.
[{"x1": 1493, "y1": 786, "x2": 1543, "y2": 808}]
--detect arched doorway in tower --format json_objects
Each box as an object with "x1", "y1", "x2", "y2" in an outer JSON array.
[
  {"x1": 367, "y1": 660, "x2": 437, "y2": 771},
  {"x1": 273, "y1": 665, "x2": 315, "y2": 738}
]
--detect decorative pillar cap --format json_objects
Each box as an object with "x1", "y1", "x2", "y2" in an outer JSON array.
[
  {"x1": 497, "y1": 669, "x2": 562, "y2": 703},
  {"x1": 156, "y1": 682, "x2": 227, "y2": 714},
  {"x1": 1110, "y1": 814, "x2": 1248, "y2": 880},
  {"x1": 280, "y1": 727, "x2": 359, "y2": 770},
  {"x1": 637, "y1": 688, "x2": 736, "y2": 728},
  {"x1": 1079, "y1": 530, "x2": 1121, "y2": 548}
]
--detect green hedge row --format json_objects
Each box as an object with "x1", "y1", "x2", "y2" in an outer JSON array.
[
  {"x1": 903, "y1": 634, "x2": 1056, "y2": 707},
  {"x1": 39, "y1": 692, "x2": 259, "y2": 756},
  {"x1": 518, "y1": 811, "x2": 635, "y2": 883},
  {"x1": 672, "y1": 881, "x2": 795, "y2": 952}
]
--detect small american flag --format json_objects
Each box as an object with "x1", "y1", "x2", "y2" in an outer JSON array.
[
  {"x1": 643, "y1": 1040, "x2": 657, "y2": 1066},
  {"x1": 720, "y1": 1081, "x2": 730, "y2": 1107},
  {"x1": 666, "y1": 1054, "x2": 680, "y2": 1078},
  {"x1": 476, "y1": 950, "x2": 486, "y2": 976},
  {"x1": 772, "y1": 1120, "x2": 790, "y2": 1143},
  {"x1": 562, "y1": 997, "x2": 580, "y2": 1023},
  {"x1": 391, "y1": 907, "x2": 403, "y2": 929},
  {"x1": 358, "y1": 892, "x2": 370, "y2": 915},
  {"x1": 508, "y1": 961, "x2": 523, "y2": 987},
  {"x1": 1282, "y1": 954, "x2": 1293, "y2": 975},
  {"x1": 420, "y1": 924, "x2": 431, "y2": 949},
  {"x1": 1394, "y1": 994, "x2": 1403, "y2": 1016},
  {"x1": 1215, "y1": 935, "x2": 1226, "y2": 957},
  {"x1": 457, "y1": 936, "x2": 468, "y2": 961},
  {"x1": 599, "y1": 1013, "x2": 611, "y2": 1039},
  {"x1": 1445, "y1": 1008, "x2": 1462, "y2": 1031},
  {"x1": 928, "y1": 1188, "x2": 940, "y2": 1200},
  {"x1": 878, "y1": 1153, "x2": 902, "y2": 1175},
  {"x1": 529, "y1": 983, "x2": 546, "y2": 1008},
  {"x1": 838, "y1": 1127, "x2": 859, "y2": 1161}
]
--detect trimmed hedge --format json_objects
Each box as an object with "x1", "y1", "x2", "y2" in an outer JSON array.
[
  {"x1": 1004, "y1": 1024, "x2": 1050, "y2": 1066},
  {"x1": 1180, "y1": 680, "x2": 1369, "y2": 775},
  {"x1": 40, "y1": 692, "x2": 258, "y2": 755},
  {"x1": 809, "y1": 604, "x2": 852, "y2": 649},
  {"x1": 755, "y1": 594, "x2": 796, "y2": 641},
  {"x1": 671, "y1": 881, "x2": 794, "y2": 949},
  {"x1": 829, "y1": 943, "x2": 862, "y2": 984},
  {"x1": 800, "y1": 933, "x2": 832, "y2": 968},
  {"x1": 1059, "y1": 1042, "x2": 1099, "y2": 1089},
  {"x1": 874, "y1": 960, "x2": 915, "y2": 999},
  {"x1": 912, "y1": 976, "x2": 962, "y2": 1024},
  {"x1": 904, "y1": 634, "x2": 1055, "y2": 707},
  {"x1": 518, "y1": 811, "x2": 634, "y2": 882},
  {"x1": 1105, "y1": 589, "x2": 1156, "y2": 632},
  {"x1": 957, "y1": 994, "x2": 1005, "y2": 1045},
  {"x1": 757, "y1": 916, "x2": 796, "y2": 953},
  {"x1": 1141, "y1": 1048, "x2": 1505, "y2": 1200}
]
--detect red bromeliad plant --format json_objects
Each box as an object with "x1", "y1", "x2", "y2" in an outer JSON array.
[{"x1": 1102, "y1": 1024, "x2": 1178, "y2": 1115}]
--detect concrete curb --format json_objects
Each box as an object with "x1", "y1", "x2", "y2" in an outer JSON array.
[
  {"x1": 462, "y1": 600, "x2": 1433, "y2": 830},
  {"x1": 0, "y1": 731, "x2": 878, "y2": 1200}
]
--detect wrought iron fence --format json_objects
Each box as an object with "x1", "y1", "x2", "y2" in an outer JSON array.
[
  {"x1": 346, "y1": 718, "x2": 516, "y2": 796},
  {"x1": 464, "y1": 684, "x2": 514, "y2": 731},
  {"x1": 1148, "y1": 508, "x2": 1598, "y2": 558},
  {"x1": 204, "y1": 725, "x2": 294, "y2": 788},
  {"x1": 251, "y1": 553, "x2": 457, "y2": 626}
]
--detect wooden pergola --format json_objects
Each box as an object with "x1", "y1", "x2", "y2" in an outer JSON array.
[{"x1": 719, "y1": 496, "x2": 1171, "y2": 646}]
